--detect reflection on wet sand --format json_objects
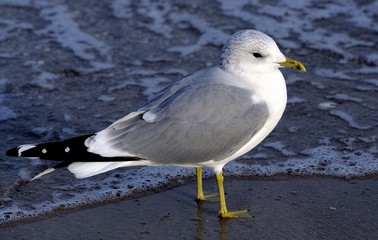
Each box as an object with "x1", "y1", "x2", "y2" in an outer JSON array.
[{"x1": 195, "y1": 199, "x2": 229, "y2": 240}]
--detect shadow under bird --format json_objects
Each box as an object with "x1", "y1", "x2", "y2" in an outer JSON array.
[{"x1": 6, "y1": 29, "x2": 306, "y2": 218}]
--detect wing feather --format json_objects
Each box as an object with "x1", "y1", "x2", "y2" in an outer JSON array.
[{"x1": 87, "y1": 68, "x2": 269, "y2": 165}]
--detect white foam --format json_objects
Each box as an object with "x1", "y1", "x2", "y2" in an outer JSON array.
[
  {"x1": 329, "y1": 110, "x2": 371, "y2": 130},
  {"x1": 36, "y1": 4, "x2": 112, "y2": 71},
  {"x1": 287, "y1": 96, "x2": 305, "y2": 104},
  {"x1": 31, "y1": 72, "x2": 58, "y2": 90},
  {"x1": 0, "y1": 18, "x2": 32, "y2": 41},
  {"x1": 318, "y1": 102, "x2": 337, "y2": 110},
  {"x1": 2, "y1": 143, "x2": 377, "y2": 224},
  {"x1": 168, "y1": 12, "x2": 228, "y2": 55},
  {"x1": 112, "y1": 0, "x2": 133, "y2": 18},
  {"x1": 136, "y1": 0, "x2": 172, "y2": 38},
  {"x1": 97, "y1": 95, "x2": 116, "y2": 102},
  {"x1": 326, "y1": 93, "x2": 362, "y2": 103},
  {"x1": 263, "y1": 141, "x2": 296, "y2": 157},
  {"x1": 218, "y1": 0, "x2": 375, "y2": 60},
  {"x1": 110, "y1": 77, "x2": 170, "y2": 97},
  {"x1": 364, "y1": 79, "x2": 378, "y2": 87},
  {"x1": 140, "y1": 77, "x2": 169, "y2": 96},
  {"x1": 314, "y1": 68, "x2": 352, "y2": 80},
  {"x1": 231, "y1": 145, "x2": 378, "y2": 178}
]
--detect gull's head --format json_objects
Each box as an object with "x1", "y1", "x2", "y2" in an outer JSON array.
[{"x1": 220, "y1": 30, "x2": 305, "y2": 76}]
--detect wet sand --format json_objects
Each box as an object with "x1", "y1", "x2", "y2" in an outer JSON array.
[{"x1": 1, "y1": 176, "x2": 377, "y2": 240}]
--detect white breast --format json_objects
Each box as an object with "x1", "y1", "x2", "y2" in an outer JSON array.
[{"x1": 204, "y1": 70, "x2": 288, "y2": 173}]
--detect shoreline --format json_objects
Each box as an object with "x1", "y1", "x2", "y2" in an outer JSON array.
[
  {"x1": 0, "y1": 174, "x2": 375, "y2": 227},
  {"x1": 1, "y1": 176, "x2": 377, "y2": 239}
]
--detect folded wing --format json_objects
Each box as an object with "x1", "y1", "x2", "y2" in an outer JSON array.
[{"x1": 86, "y1": 81, "x2": 269, "y2": 166}]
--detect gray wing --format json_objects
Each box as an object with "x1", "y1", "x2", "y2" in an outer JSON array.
[{"x1": 87, "y1": 81, "x2": 269, "y2": 165}]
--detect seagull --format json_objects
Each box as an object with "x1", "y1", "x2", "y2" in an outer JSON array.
[{"x1": 6, "y1": 29, "x2": 305, "y2": 218}]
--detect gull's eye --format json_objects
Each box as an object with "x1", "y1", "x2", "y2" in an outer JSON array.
[{"x1": 253, "y1": 52, "x2": 263, "y2": 58}]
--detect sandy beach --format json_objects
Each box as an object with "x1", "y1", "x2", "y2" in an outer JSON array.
[{"x1": 1, "y1": 176, "x2": 377, "y2": 240}]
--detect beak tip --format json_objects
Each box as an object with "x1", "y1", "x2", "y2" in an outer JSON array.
[{"x1": 279, "y1": 57, "x2": 306, "y2": 72}]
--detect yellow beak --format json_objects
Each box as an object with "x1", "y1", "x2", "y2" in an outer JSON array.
[{"x1": 279, "y1": 57, "x2": 306, "y2": 72}]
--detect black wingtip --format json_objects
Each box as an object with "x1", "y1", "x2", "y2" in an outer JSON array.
[{"x1": 6, "y1": 147, "x2": 19, "y2": 157}]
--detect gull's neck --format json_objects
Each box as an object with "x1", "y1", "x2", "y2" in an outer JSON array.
[
  {"x1": 219, "y1": 60, "x2": 280, "y2": 79},
  {"x1": 217, "y1": 64, "x2": 288, "y2": 115}
]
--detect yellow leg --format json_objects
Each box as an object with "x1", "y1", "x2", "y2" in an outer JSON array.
[
  {"x1": 196, "y1": 167, "x2": 218, "y2": 201},
  {"x1": 216, "y1": 172, "x2": 251, "y2": 218},
  {"x1": 196, "y1": 167, "x2": 205, "y2": 201}
]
